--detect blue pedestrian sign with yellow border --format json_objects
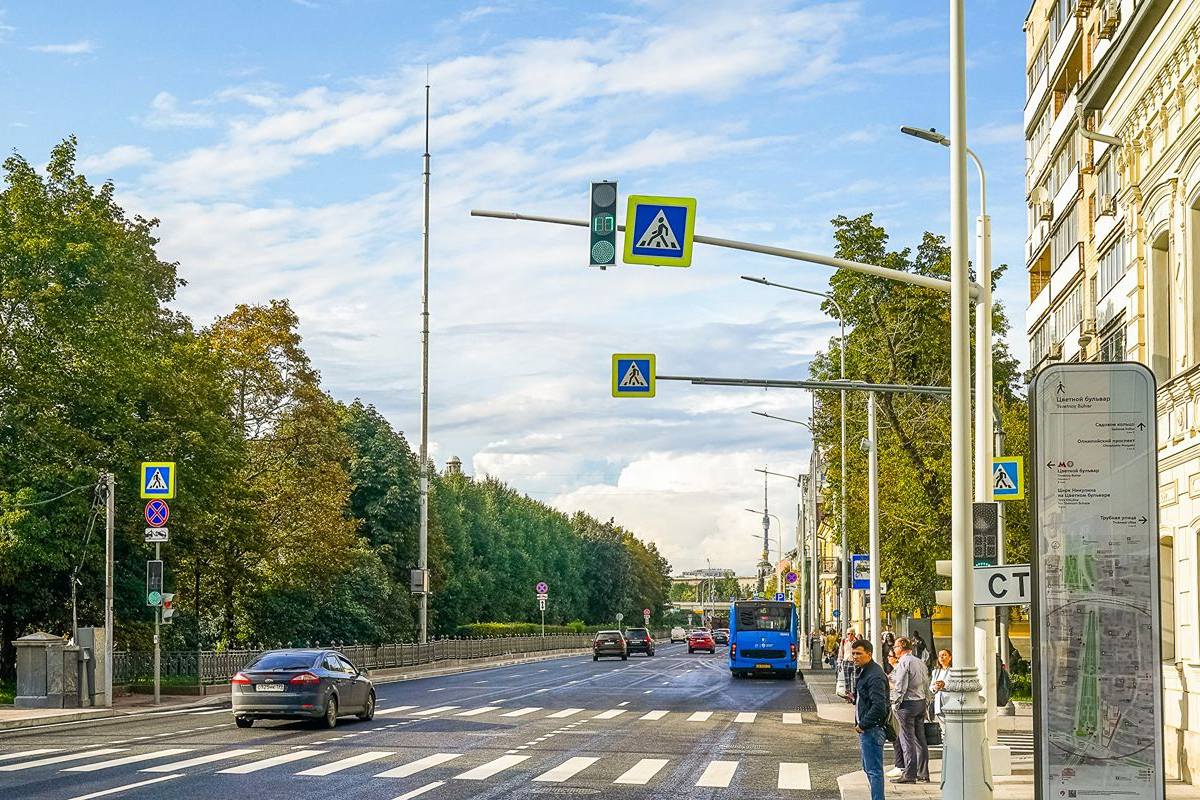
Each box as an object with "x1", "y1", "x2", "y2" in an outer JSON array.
[
  {"x1": 992, "y1": 456, "x2": 1024, "y2": 501},
  {"x1": 623, "y1": 195, "x2": 696, "y2": 267},
  {"x1": 140, "y1": 462, "x2": 176, "y2": 499},
  {"x1": 612, "y1": 354, "x2": 655, "y2": 398}
]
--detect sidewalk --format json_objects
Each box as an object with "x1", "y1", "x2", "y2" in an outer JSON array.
[{"x1": 837, "y1": 766, "x2": 1200, "y2": 799}]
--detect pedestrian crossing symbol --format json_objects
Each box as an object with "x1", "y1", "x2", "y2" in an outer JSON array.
[
  {"x1": 612, "y1": 354, "x2": 656, "y2": 398},
  {"x1": 140, "y1": 461, "x2": 176, "y2": 499},
  {"x1": 992, "y1": 456, "x2": 1023, "y2": 501},
  {"x1": 623, "y1": 195, "x2": 696, "y2": 267}
]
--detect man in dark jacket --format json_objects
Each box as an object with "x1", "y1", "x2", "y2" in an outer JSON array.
[{"x1": 851, "y1": 639, "x2": 888, "y2": 800}]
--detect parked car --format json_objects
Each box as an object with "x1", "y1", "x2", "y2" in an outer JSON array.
[
  {"x1": 713, "y1": 628, "x2": 730, "y2": 645},
  {"x1": 231, "y1": 649, "x2": 375, "y2": 729},
  {"x1": 593, "y1": 630, "x2": 628, "y2": 660},
  {"x1": 624, "y1": 628, "x2": 656, "y2": 656},
  {"x1": 670, "y1": 627, "x2": 687, "y2": 643},
  {"x1": 687, "y1": 629, "x2": 716, "y2": 654}
]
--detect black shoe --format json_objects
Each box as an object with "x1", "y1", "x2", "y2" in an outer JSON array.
[{"x1": 891, "y1": 778, "x2": 916, "y2": 784}]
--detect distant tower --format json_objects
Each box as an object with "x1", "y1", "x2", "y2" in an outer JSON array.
[{"x1": 446, "y1": 456, "x2": 462, "y2": 475}]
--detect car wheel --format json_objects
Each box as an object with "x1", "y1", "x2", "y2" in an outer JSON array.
[
  {"x1": 357, "y1": 690, "x2": 376, "y2": 721},
  {"x1": 235, "y1": 716, "x2": 253, "y2": 728},
  {"x1": 321, "y1": 695, "x2": 339, "y2": 729}
]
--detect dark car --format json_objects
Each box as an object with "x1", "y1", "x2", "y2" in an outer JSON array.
[
  {"x1": 624, "y1": 628, "x2": 655, "y2": 656},
  {"x1": 713, "y1": 628, "x2": 730, "y2": 645},
  {"x1": 231, "y1": 649, "x2": 375, "y2": 729},
  {"x1": 688, "y1": 629, "x2": 716, "y2": 654},
  {"x1": 593, "y1": 630, "x2": 628, "y2": 660}
]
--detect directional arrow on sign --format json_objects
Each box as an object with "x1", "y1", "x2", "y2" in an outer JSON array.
[
  {"x1": 1137, "y1": 422, "x2": 1146, "y2": 430},
  {"x1": 1139, "y1": 516, "x2": 1147, "y2": 524},
  {"x1": 1047, "y1": 461, "x2": 1055, "y2": 468}
]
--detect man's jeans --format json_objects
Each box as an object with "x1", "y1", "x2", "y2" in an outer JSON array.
[
  {"x1": 858, "y1": 726, "x2": 886, "y2": 800},
  {"x1": 896, "y1": 698, "x2": 930, "y2": 780}
]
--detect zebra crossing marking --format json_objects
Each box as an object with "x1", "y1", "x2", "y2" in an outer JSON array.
[
  {"x1": 375, "y1": 753, "x2": 463, "y2": 778},
  {"x1": 296, "y1": 750, "x2": 394, "y2": 776},
  {"x1": 639, "y1": 710, "x2": 669, "y2": 720},
  {"x1": 217, "y1": 750, "x2": 325, "y2": 774},
  {"x1": 696, "y1": 759, "x2": 738, "y2": 788},
  {"x1": 411, "y1": 706, "x2": 458, "y2": 716},
  {"x1": 391, "y1": 781, "x2": 444, "y2": 800},
  {"x1": 142, "y1": 749, "x2": 261, "y2": 772},
  {"x1": 64, "y1": 748, "x2": 194, "y2": 772},
  {"x1": 0, "y1": 748, "x2": 60, "y2": 762},
  {"x1": 593, "y1": 709, "x2": 625, "y2": 719},
  {"x1": 546, "y1": 708, "x2": 583, "y2": 718},
  {"x1": 614, "y1": 758, "x2": 669, "y2": 785},
  {"x1": 0, "y1": 749, "x2": 127, "y2": 772},
  {"x1": 64, "y1": 773, "x2": 183, "y2": 800},
  {"x1": 782, "y1": 712, "x2": 804, "y2": 724},
  {"x1": 778, "y1": 762, "x2": 812, "y2": 790},
  {"x1": 456, "y1": 706, "x2": 500, "y2": 717},
  {"x1": 735, "y1": 712, "x2": 757, "y2": 723},
  {"x1": 453, "y1": 754, "x2": 530, "y2": 780},
  {"x1": 687, "y1": 711, "x2": 712, "y2": 722},
  {"x1": 500, "y1": 707, "x2": 542, "y2": 717},
  {"x1": 374, "y1": 705, "x2": 418, "y2": 716},
  {"x1": 533, "y1": 756, "x2": 599, "y2": 782}
]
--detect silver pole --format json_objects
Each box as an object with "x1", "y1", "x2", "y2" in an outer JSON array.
[
  {"x1": 838, "y1": 314, "x2": 848, "y2": 640},
  {"x1": 154, "y1": 540, "x2": 160, "y2": 705},
  {"x1": 104, "y1": 472, "x2": 114, "y2": 708},
  {"x1": 867, "y1": 392, "x2": 881, "y2": 664},
  {"x1": 418, "y1": 81, "x2": 431, "y2": 644}
]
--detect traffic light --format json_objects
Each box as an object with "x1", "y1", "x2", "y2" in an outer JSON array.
[
  {"x1": 972, "y1": 502, "x2": 999, "y2": 566},
  {"x1": 161, "y1": 593, "x2": 176, "y2": 624},
  {"x1": 590, "y1": 181, "x2": 617, "y2": 269},
  {"x1": 146, "y1": 560, "x2": 163, "y2": 606}
]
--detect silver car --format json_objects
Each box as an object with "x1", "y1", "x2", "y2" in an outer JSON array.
[{"x1": 231, "y1": 649, "x2": 375, "y2": 728}]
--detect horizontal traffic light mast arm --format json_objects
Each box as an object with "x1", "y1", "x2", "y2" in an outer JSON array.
[
  {"x1": 656, "y1": 374, "x2": 952, "y2": 398},
  {"x1": 469, "y1": 208, "x2": 981, "y2": 300}
]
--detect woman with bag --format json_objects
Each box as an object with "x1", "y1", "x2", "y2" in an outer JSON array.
[{"x1": 926, "y1": 649, "x2": 952, "y2": 747}]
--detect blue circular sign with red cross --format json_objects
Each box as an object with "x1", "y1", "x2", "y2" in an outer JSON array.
[
  {"x1": 145, "y1": 500, "x2": 170, "y2": 528},
  {"x1": 785, "y1": 571, "x2": 798, "y2": 584}
]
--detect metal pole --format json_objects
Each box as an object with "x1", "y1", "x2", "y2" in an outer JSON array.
[
  {"x1": 154, "y1": 540, "x2": 161, "y2": 705},
  {"x1": 838, "y1": 314, "x2": 848, "y2": 640},
  {"x1": 867, "y1": 392, "x2": 882, "y2": 664},
  {"x1": 418, "y1": 81, "x2": 431, "y2": 644},
  {"x1": 104, "y1": 472, "x2": 114, "y2": 709},
  {"x1": 946, "y1": 0, "x2": 991, "y2": 795},
  {"x1": 995, "y1": 422, "x2": 1012, "y2": 714}
]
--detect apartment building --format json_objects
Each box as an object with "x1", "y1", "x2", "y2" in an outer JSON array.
[{"x1": 1025, "y1": 0, "x2": 1200, "y2": 783}]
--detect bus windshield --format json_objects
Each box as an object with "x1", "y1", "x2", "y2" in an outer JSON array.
[{"x1": 735, "y1": 603, "x2": 792, "y2": 632}]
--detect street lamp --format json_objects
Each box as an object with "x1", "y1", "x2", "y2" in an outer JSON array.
[{"x1": 741, "y1": 276, "x2": 850, "y2": 638}]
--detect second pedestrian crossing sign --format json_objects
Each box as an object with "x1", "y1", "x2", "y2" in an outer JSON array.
[
  {"x1": 140, "y1": 461, "x2": 175, "y2": 499},
  {"x1": 623, "y1": 195, "x2": 696, "y2": 267},
  {"x1": 992, "y1": 456, "x2": 1024, "y2": 500},
  {"x1": 612, "y1": 354, "x2": 655, "y2": 398}
]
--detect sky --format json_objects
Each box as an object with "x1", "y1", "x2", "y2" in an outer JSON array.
[{"x1": 2, "y1": 1, "x2": 1031, "y2": 578}]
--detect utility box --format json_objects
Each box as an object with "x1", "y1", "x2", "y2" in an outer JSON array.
[
  {"x1": 75, "y1": 627, "x2": 106, "y2": 707},
  {"x1": 14, "y1": 632, "x2": 78, "y2": 708}
]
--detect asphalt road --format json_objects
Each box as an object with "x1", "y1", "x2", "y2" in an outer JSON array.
[{"x1": 0, "y1": 642, "x2": 862, "y2": 800}]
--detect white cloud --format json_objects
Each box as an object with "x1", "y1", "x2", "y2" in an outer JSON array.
[
  {"x1": 30, "y1": 40, "x2": 95, "y2": 54},
  {"x1": 78, "y1": 145, "x2": 152, "y2": 174},
  {"x1": 140, "y1": 91, "x2": 214, "y2": 129},
  {"x1": 0, "y1": 11, "x2": 15, "y2": 43}
]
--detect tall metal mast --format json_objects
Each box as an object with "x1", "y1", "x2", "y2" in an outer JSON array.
[{"x1": 418, "y1": 80, "x2": 431, "y2": 644}]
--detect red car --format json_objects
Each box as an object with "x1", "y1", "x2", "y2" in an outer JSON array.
[{"x1": 687, "y1": 629, "x2": 716, "y2": 654}]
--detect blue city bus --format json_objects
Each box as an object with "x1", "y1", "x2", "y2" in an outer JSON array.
[{"x1": 728, "y1": 599, "x2": 798, "y2": 678}]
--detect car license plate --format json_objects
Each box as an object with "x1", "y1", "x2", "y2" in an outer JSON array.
[
  {"x1": 255, "y1": 684, "x2": 285, "y2": 692},
  {"x1": 755, "y1": 664, "x2": 770, "y2": 669}
]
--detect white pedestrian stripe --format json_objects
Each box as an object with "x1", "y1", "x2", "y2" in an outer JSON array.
[
  {"x1": 0, "y1": 749, "x2": 126, "y2": 772},
  {"x1": 639, "y1": 710, "x2": 669, "y2": 720},
  {"x1": 374, "y1": 705, "x2": 418, "y2": 716},
  {"x1": 142, "y1": 749, "x2": 260, "y2": 772},
  {"x1": 687, "y1": 711, "x2": 712, "y2": 722},
  {"x1": 64, "y1": 749, "x2": 194, "y2": 772},
  {"x1": 64, "y1": 773, "x2": 182, "y2": 800},
  {"x1": 546, "y1": 708, "x2": 583, "y2": 718},
  {"x1": 453, "y1": 754, "x2": 530, "y2": 780},
  {"x1": 375, "y1": 753, "x2": 462, "y2": 778},
  {"x1": 593, "y1": 709, "x2": 626, "y2": 719},
  {"x1": 411, "y1": 705, "x2": 459, "y2": 716},
  {"x1": 782, "y1": 712, "x2": 804, "y2": 724},
  {"x1": 0, "y1": 749, "x2": 60, "y2": 762},
  {"x1": 218, "y1": 750, "x2": 325, "y2": 774},
  {"x1": 695, "y1": 760, "x2": 739, "y2": 788},
  {"x1": 499, "y1": 707, "x2": 541, "y2": 717},
  {"x1": 778, "y1": 762, "x2": 812, "y2": 790},
  {"x1": 533, "y1": 756, "x2": 599, "y2": 783},
  {"x1": 456, "y1": 706, "x2": 500, "y2": 717},
  {"x1": 735, "y1": 712, "x2": 757, "y2": 723},
  {"x1": 391, "y1": 781, "x2": 445, "y2": 800},
  {"x1": 614, "y1": 758, "x2": 669, "y2": 785},
  {"x1": 296, "y1": 751, "x2": 394, "y2": 776}
]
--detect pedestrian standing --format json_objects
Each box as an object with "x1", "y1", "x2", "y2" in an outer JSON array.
[
  {"x1": 886, "y1": 651, "x2": 905, "y2": 777},
  {"x1": 838, "y1": 628, "x2": 859, "y2": 701},
  {"x1": 890, "y1": 637, "x2": 931, "y2": 784},
  {"x1": 850, "y1": 638, "x2": 889, "y2": 800},
  {"x1": 930, "y1": 649, "x2": 952, "y2": 719}
]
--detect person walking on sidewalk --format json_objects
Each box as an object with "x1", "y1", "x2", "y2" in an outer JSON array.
[
  {"x1": 838, "y1": 627, "x2": 859, "y2": 701},
  {"x1": 890, "y1": 637, "x2": 931, "y2": 784},
  {"x1": 850, "y1": 638, "x2": 889, "y2": 800}
]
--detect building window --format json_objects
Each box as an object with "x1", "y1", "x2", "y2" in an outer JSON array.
[
  {"x1": 1098, "y1": 318, "x2": 1125, "y2": 362},
  {"x1": 1031, "y1": 321, "x2": 1050, "y2": 363},
  {"x1": 1052, "y1": 204, "x2": 1079, "y2": 268},
  {"x1": 1096, "y1": 234, "x2": 1127, "y2": 300},
  {"x1": 1027, "y1": 39, "x2": 1048, "y2": 95},
  {"x1": 1050, "y1": 136, "x2": 1078, "y2": 197},
  {"x1": 1096, "y1": 156, "x2": 1120, "y2": 203},
  {"x1": 1053, "y1": 283, "x2": 1083, "y2": 344},
  {"x1": 1029, "y1": 104, "x2": 1053, "y2": 163}
]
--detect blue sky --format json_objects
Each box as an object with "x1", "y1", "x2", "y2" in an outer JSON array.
[{"x1": 3, "y1": 1, "x2": 1030, "y2": 575}]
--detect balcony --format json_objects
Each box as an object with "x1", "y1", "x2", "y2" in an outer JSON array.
[
  {"x1": 1047, "y1": 13, "x2": 1079, "y2": 87},
  {"x1": 1048, "y1": 88, "x2": 1078, "y2": 154},
  {"x1": 1050, "y1": 245, "x2": 1083, "y2": 298},
  {"x1": 1053, "y1": 163, "x2": 1081, "y2": 221},
  {"x1": 1027, "y1": 280, "x2": 1051, "y2": 332},
  {"x1": 1024, "y1": 66, "x2": 1050, "y2": 133}
]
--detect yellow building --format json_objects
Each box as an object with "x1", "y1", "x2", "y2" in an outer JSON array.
[{"x1": 1025, "y1": 0, "x2": 1200, "y2": 783}]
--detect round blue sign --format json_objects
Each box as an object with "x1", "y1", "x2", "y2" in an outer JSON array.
[
  {"x1": 535, "y1": 581, "x2": 549, "y2": 594},
  {"x1": 785, "y1": 571, "x2": 797, "y2": 584},
  {"x1": 145, "y1": 500, "x2": 169, "y2": 528}
]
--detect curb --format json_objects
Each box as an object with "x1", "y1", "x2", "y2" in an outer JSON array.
[{"x1": 0, "y1": 709, "x2": 119, "y2": 731}]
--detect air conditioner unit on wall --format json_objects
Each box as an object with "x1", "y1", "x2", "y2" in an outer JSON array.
[
  {"x1": 1048, "y1": 341, "x2": 1065, "y2": 360},
  {"x1": 1038, "y1": 203, "x2": 1052, "y2": 221},
  {"x1": 1099, "y1": 0, "x2": 1120, "y2": 38},
  {"x1": 1100, "y1": 193, "x2": 1116, "y2": 215}
]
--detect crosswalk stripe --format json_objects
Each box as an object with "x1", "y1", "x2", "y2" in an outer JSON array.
[
  {"x1": 411, "y1": 706, "x2": 458, "y2": 716},
  {"x1": 296, "y1": 751, "x2": 393, "y2": 776},
  {"x1": 593, "y1": 709, "x2": 625, "y2": 720},
  {"x1": 190, "y1": 708, "x2": 231, "y2": 715},
  {"x1": 687, "y1": 711, "x2": 712, "y2": 722},
  {"x1": 375, "y1": 753, "x2": 462, "y2": 778},
  {"x1": 778, "y1": 762, "x2": 812, "y2": 790},
  {"x1": 782, "y1": 712, "x2": 804, "y2": 724},
  {"x1": 0, "y1": 749, "x2": 127, "y2": 772},
  {"x1": 390, "y1": 781, "x2": 445, "y2": 800},
  {"x1": 455, "y1": 707, "x2": 500, "y2": 717},
  {"x1": 141, "y1": 748, "x2": 260, "y2": 772},
  {"x1": 614, "y1": 758, "x2": 669, "y2": 785},
  {"x1": 533, "y1": 756, "x2": 599, "y2": 782},
  {"x1": 0, "y1": 749, "x2": 60, "y2": 762},
  {"x1": 453, "y1": 754, "x2": 530, "y2": 780},
  {"x1": 696, "y1": 760, "x2": 738, "y2": 788},
  {"x1": 639, "y1": 710, "x2": 669, "y2": 720},
  {"x1": 375, "y1": 705, "x2": 419, "y2": 716},
  {"x1": 499, "y1": 707, "x2": 541, "y2": 717},
  {"x1": 218, "y1": 750, "x2": 325, "y2": 774},
  {"x1": 64, "y1": 773, "x2": 182, "y2": 800},
  {"x1": 546, "y1": 708, "x2": 583, "y2": 718},
  {"x1": 64, "y1": 749, "x2": 194, "y2": 772},
  {"x1": 735, "y1": 712, "x2": 757, "y2": 723}
]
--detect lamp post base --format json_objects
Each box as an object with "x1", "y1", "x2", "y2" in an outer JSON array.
[{"x1": 940, "y1": 666, "x2": 993, "y2": 799}]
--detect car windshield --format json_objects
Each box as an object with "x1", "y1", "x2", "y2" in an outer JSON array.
[
  {"x1": 248, "y1": 652, "x2": 318, "y2": 671},
  {"x1": 735, "y1": 603, "x2": 791, "y2": 632}
]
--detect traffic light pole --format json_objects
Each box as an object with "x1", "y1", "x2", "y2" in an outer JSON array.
[
  {"x1": 104, "y1": 473, "x2": 114, "y2": 709},
  {"x1": 154, "y1": 540, "x2": 161, "y2": 706}
]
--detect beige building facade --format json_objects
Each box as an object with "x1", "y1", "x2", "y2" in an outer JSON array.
[{"x1": 1025, "y1": 0, "x2": 1200, "y2": 784}]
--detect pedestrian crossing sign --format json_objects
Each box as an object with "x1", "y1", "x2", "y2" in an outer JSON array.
[
  {"x1": 623, "y1": 195, "x2": 696, "y2": 267},
  {"x1": 992, "y1": 456, "x2": 1024, "y2": 501},
  {"x1": 140, "y1": 461, "x2": 176, "y2": 499},
  {"x1": 612, "y1": 354, "x2": 655, "y2": 398}
]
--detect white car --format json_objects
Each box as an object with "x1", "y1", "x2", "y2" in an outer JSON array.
[{"x1": 670, "y1": 627, "x2": 687, "y2": 643}]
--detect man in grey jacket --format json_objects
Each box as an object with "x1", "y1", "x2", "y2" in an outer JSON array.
[{"x1": 890, "y1": 636, "x2": 931, "y2": 783}]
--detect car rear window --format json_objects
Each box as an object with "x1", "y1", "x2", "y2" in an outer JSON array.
[
  {"x1": 596, "y1": 630, "x2": 621, "y2": 637},
  {"x1": 626, "y1": 628, "x2": 648, "y2": 636},
  {"x1": 690, "y1": 631, "x2": 708, "y2": 637},
  {"x1": 736, "y1": 604, "x2": 791, "y2": 632},
  {"x1": 248, "y1": 652, "x2": 318, "y2": 670}
]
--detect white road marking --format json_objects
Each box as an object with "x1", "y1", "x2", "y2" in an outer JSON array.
[
  {"x1": 296, "y1": 750, "x2": 394, "y2": 776},
  {"x1": 374, "y1": 705, "x2": 418, "y2": 716},
  {"x1": 614, "y1": 758, "x2": 669, "y2": 785},
  {"x1": 639, "y1": 710, "x2": 669, "y2": 720},
  {"x1": 390, "y1": 781, "x2": 445, "y2": 800},
  {"x1": 0, "y1": 749, "x2": 126, "y2": 772},
  {"x1": 696, "y1": 760, "x2": 739, "y2": 788},
  {"x1": 374, "y1": 752, "x2": 462, "y2": 778},
  {"x1": 64, "y1": 773, "x2": 182, "y2": 800},
  {"x1": 453, "y1": 754, "x2": 530, "y2": 780},
  {"x1": 64, "y1": 749, "x2": 194, "y2": 772},
  {"x1": 538, "y1": 669, "x2": 548, "y2": 673},
  {"x1": 546, "y1": 708, "x2": 583, "y2": 718},
  {"x1": 593, "y1": 709, "x2": 625, "y2": 719},
  {"x1": 142, "y1": 749, "x2": 260, "y2": 772},
  {"x1": 218, "y1": 750, "x2": 325, "y2": 774},
  {"x1": 428, "y1": 688, "x2": 445, "y2": 692},
  {"x1": 778, "y1": 762, "x2": 812, "y2": 789},
  {"x1": 617, "y1": 701, "x2": 629, "y2": 706},
  {"x1": 687, "y1": 711, "x2": 712, "y2": 722},
  {"x1": 190, "y1": 708, "x2": 231, "y2": 715},
  {"x1": 411, "y1": 705, "x2": 459, "y2": 716},
  {"x1": 456, "y1": 706, "x2": 500, "y2": 717},
  {"x1": 643, "y1": 690, "x2": 653, "y2": 694},
  {"x1": 0, "y1": 749, "x2": 60, "y2": 762},
  {"x1": 533, "y1": 756, "x2": 599, "y2": 782},
  {"x1": 735, "y1": 712, "x2": 757, "y2": 723},
  {"x1": 782, "y1": 712, "x2": 804, "y2": 724},
  {"x1": 499, "y1": 707, "x2": 541, "y2": 717}
]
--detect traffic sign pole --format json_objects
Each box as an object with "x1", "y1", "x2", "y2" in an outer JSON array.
[{"x1": 154, "y1": 540, "x2": 160, "y2": 705}]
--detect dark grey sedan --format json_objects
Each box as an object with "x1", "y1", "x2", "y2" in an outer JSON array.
[{"x1": 231, "y1": 649, "x2": 375, "y2": 729}]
